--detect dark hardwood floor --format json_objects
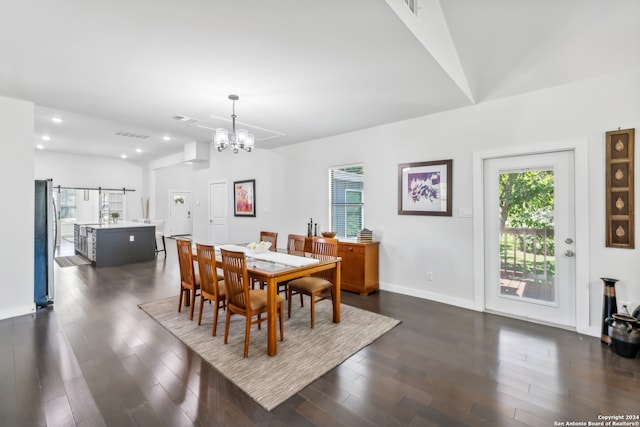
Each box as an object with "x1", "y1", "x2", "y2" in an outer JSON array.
[{"x1": 1, "y1": 240, "x2": 638, "y2": 426}]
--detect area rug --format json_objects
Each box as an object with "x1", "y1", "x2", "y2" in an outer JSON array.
[
  {"x1": 54, "y1": 255, "x2": 92, "y2": 267},
  {"x1": 139, "y1": 295, "x2": 400, "y2": 411}
]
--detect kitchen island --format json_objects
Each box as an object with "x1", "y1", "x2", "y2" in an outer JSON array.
[{"x1": 74, "y1": 221, "x2": 156, "y2": 267}]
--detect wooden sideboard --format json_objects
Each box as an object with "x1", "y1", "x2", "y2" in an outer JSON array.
[
  {"x1": 338, "y1": 240, "x2": 379, "y2": 295},
  {"x1": 303, "y1": 237, "x2": 379, "y2": 295}
]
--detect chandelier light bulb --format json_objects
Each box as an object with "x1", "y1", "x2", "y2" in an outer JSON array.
[{"x1": 215, "y1": 128, "x2": 229, "y2": 151}]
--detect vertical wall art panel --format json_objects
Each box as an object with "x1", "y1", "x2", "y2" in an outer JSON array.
[{"x1": 606, "y1": 128, "x2": 635, "y2": 248}]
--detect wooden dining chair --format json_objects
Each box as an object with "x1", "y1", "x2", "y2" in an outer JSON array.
[
  {"x1": 287, "y1": 234, "x2": 306, "y2": 254},
  {"x1": 259, "y1": 231, "x2": 278, "y2": 252},
  {"x1": 221, "y1": 248, "x2": 285, "y2": 357},
  {"x1": 277, "y1": 234, "x2": 307, "y2": 298},
  {"x1": 287, "y1": 237, "x2": 338, "y2": 328},
  {"x1": 176, "y1": 239, "x2": 200, "y2": 320},
  {"x1": 195, "y1": 244, "x2": 226, "y2": 336},
  {"x1": 253, "y1": 231, "x2": 279, "y2": 289}
]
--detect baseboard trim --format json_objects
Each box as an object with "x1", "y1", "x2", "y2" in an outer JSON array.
[
  {"x1": 380, "y1": 282, "x2": 601, "y2": 338},
  {"x1": 0, "y1": 303, "x2": 35, "y2": 321},
  {"x1": 380, "y1": 283, "x2": 480, "y2": 311}
]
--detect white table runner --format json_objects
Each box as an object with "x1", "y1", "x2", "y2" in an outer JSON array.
[{"x1": 216, "y1": 245, "x2": 319, "y2": 267}]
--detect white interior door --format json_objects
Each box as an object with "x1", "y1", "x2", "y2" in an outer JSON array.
[
  {"x1": 209, "y1": 180, "x2": 228, "y2": 244},
  {"x1": 169, "y1": 190, "x2": 192, "y2": 236},
  {"x1": 484, "y1": 150, "x2": 576, "y2": 327}
]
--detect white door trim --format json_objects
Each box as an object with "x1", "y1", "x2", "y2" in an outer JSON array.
[{"x1": 472, "y1": 139, "x2": 592, "y2": 336}]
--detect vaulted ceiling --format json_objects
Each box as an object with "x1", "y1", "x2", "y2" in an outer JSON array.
[{"x1": 1, "y1": 0, "x2": 639, "y2": 161}]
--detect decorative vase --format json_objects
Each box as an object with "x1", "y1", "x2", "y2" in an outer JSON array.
[
  {"x1": 600, "y1": 277, "x2": 619, "y2": 345},
  {"x1": 605, "y1": 314, "x2": 640, "y2": 358}
]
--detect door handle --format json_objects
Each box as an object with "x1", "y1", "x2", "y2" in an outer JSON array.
[{"x1": 564, "y1": 250, "x2": 575, "y2": 257}]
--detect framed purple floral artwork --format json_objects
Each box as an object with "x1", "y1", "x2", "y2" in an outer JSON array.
[{"x1": 398, "y1": 159, "x2": 452, "y2": 216}]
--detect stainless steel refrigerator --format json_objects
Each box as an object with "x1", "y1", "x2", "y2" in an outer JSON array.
[{"x1": 34, "y1": 179, "x2": 55, "y2": 307}]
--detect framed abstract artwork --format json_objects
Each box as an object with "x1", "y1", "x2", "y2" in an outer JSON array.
[
  {"x1": 398, "y1": 159, "x2": 452, "y2": 216},
  {"x1": 606, "y1": 128, "x2": 634, "y2": 248},
  {"x1": 233, "y1": 179, "x2": 256, "y2": 217}
]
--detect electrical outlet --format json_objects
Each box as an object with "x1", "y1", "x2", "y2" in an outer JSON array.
[
  {"x1": 130, "y1": 235, "x2": 135, "y2": 242},
  {"x1": 427, "y1": 271, "x2": 433, "y2": 281},
  {"x1": 459, "y1": 208, "x2": 473, "y2": 218}
]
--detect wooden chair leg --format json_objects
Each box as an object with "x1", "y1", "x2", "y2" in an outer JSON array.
[
  {"x1": 189, "y1": 289, "x2": 196, "y2": 320},
  {"x1": 197, "y1": 296, "x2": 205, "y2": 325},
  {"x1": 287, "y1": 288, "x2": 292, "y2": 318},
  {"x1": 278, "y1": 302, "x2": 284, "y2": 341},
  {"x1": 178, "y1": 288, "x2": 184, "y2": 312},
  {"x1": 212, "y1": 301, "x2": 219, "y2": 336},
  {"x1": 244, "y1": 316, "x2": 251, "y2": 358},
  {"x1": 224, "y1": 310, "x2": 231, "y2": 344},
  {"x1": 310, "y1": 294, "x2": 315, "y2": 328}
]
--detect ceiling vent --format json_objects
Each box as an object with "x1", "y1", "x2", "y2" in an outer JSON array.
[
  {"x1": 173, "y1": 114, "x2": 200, "y2": 125},
  {"x1": 115, "y1": 131, "x2": 150, "y2": 139}
]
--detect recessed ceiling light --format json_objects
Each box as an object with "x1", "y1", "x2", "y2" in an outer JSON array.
[
  {"x1": 162, "y1": 136, "x2": 171, "y2": 141},
  {"x1": 51, "y1": 117, "x2": 63, "y2": 124},
  {"x1": 36, "y1": 144, "x2": 45, "y2": 149},
  {"x1": 121, "y1": 154, "x2": 127, "y2": 159},
  {"x1": 41, "y1": 135, "x2": 50, "y2": 141},
  {"x1": 135, "y1": 148, "x2": 142, "y2": 153}
]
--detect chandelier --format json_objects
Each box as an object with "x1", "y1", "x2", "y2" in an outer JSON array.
[{"x1": 214, "y1": 94, "x2": 254, "y2": 153}]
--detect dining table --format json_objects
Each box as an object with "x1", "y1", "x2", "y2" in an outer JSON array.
[{"x1": 193, "y1": 244, "x2": 342, "y2": 356}]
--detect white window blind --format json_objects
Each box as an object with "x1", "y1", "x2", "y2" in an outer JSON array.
[{"x1": 329, "y1": 165, "x2": 364, "y2": 238}]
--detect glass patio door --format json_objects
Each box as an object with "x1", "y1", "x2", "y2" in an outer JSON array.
[{"x1": 484, "y1": 151, "x2": 576, "y2": 327}]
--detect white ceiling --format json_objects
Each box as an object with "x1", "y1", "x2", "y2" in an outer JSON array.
[{"x1": 1, "y1": 0, "x2": 639, "y2": 162}]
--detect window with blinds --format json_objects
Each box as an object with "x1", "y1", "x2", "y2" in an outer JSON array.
[{"x1": 329, "y1": 165, "x2": 364, "y2": 238}]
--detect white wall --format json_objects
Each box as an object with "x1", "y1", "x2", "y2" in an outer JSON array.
[
  {"x1": 0, "y1": 96, "x2": 35, "y2": 320},
  {"x1": 274, "y1": 70, "x2": 640, "y2": 336},
  {"x1": 153, "y1": 70, "x2": 640, "y2": 337},
  {"x1": 190, "y1": 147, "x2": 288, "y2": 246},
  {"x1": 34, "y1": 151, "x2": 147, "y2": 221}
]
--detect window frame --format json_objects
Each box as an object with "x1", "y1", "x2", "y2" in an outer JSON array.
[{"x1": 329, "y1": 164, "x2": 365, "y2": 239}]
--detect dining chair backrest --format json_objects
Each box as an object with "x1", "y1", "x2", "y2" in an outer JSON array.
[
  {"x1": 195, "y1": 243, "x2": 222, "y2": 300},
  {"x1": 312, "y1": 237, "x2": 338, "y2": 258},
  {"x1": 259, "y1": 231, "x2": 278, "y2": 252},
  {"x1": 176, "y1": 239, "x2": 196, "y2": 287},
  {"x1": 287, "y1": 234, "x2": 306, "y2": 254},
  {"x1": 220, "y1": 249, "x2": 250, "y2": 311},
  {"x1": 311, "y1": 237, "x2": 338, "y2": 281}
]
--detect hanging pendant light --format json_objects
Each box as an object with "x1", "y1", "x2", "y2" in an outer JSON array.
[{"x1": 214, "y1": 94, "x2": 254, "y2": 153}]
